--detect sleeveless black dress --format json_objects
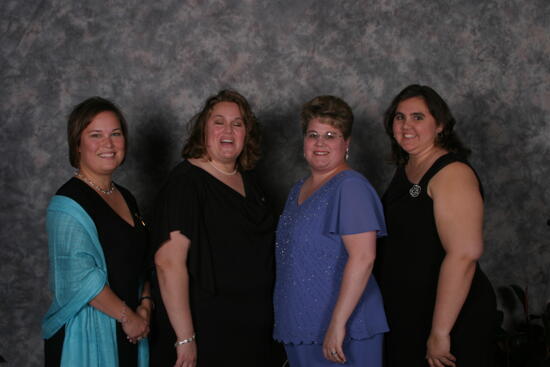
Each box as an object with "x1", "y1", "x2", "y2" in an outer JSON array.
[
  {"x1": 375, "y1": 153, "x2": 496, "y2": 367},
  {"x1": 148, "y1": 160, "x2": 285, "y2": 367},
  {"x1": 44, "y1": 178, "x2": 149, "y2": 367}
]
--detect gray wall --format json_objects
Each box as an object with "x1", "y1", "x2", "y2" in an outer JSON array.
[{"x1": 1, "y1": 0, "x2": 549, "y2": 365}]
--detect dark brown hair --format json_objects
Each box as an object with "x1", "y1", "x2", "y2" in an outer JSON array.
[
  {"x1": 67, "y1": 97, "x2": 128, "y2": 168},
  {"x1": 181, "y1": 89, "x2": 261, "y2": 171},
  {"x1": 301, "y1": 95, "x2": 354, "y2": 139},
  {"x1": 383, "y1": 84, "x2": 470, "y2": 165}
]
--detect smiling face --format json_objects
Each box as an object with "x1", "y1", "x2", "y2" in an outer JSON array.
[
  {"x1": 392, "y1": 97, "x2": 443, "y2": 156},
  {"x1": 303, "y1": 118, "x2": 350, "y2": 174},
  {"x1": 78, "y1": 111, "x2": 125, "y2": 178},
  {"x1": 204, "y1": 101, "x2": 246, "y2": 165}
]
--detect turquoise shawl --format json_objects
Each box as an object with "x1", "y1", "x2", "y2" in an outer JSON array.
[{"x1": 42, "y1": 195, "x2": 148, "y2": 366}]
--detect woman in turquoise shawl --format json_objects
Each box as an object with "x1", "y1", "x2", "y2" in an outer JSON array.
[{"x1": 42, "y1": 97, "x2": 150, "y2": 367}]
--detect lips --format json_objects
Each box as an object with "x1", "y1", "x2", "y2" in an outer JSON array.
[
  {"x1": 98, "y1": 152, "x2": 116, "y2": 158},
  {"x1": 313, "y1": 151, "x2": 329, "y2": 156},
  {"x1": 220, "y1": 138, "x2": 234, "y2": 144}
]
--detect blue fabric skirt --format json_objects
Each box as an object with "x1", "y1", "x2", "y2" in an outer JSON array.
[{"x1": 283, "y1": 334, "x2": 383, "y2": 367}]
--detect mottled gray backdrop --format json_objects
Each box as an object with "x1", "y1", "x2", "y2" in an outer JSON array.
[{"x1": 1, "y1": 0, "x2": 549, "y2": 365}]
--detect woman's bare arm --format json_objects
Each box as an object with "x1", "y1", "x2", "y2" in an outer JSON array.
[
  {"x1": 155, "y1": 230, "x2": 196, "y2": 367},
  {"x1": 426, "y1": 162, "x2": 484, "y2": 367},
  {"x1": 323, "y1": 231, "x2": 377, "y2": 364}
]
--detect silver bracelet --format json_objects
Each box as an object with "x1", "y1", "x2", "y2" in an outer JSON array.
[{"x1": 174, "y1": 334, "x2": 196, "y2": 347}]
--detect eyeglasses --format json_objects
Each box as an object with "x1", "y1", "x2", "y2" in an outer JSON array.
[{"x1": 305, "y1": 131, "x2": 343, "y2": 142}]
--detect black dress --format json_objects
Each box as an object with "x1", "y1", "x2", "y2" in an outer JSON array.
[
  {"x1": 149, "y1": 160, "x2": 284, "y2": 367},
  {"x1": 375, "y1": 153, "x2": 496, "y2": 367},
  {"x1": 44, "y1": 178, "x2": 149, "y2": 367}
]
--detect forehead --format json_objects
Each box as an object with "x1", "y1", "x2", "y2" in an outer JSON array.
[
  {"x1": 209, "y1": 101, "x2": 242, "y2": 118},
  {"x1": 307, "y1": 117, "x2": 340, "y2": 131},
  {"x1": 396, "y1": 96, "x2": 429, "y2": 112},
  {"x1": 84, "y1": 111, "x2": 121, "y2": 130}
]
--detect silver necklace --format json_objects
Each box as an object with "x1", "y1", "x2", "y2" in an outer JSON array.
[
  {"x1": 75, "y1": 171, "x2": 115, "y2": 195},
  {"x1": 207, "y1": 160, "x2": 238, "y2": 176}
]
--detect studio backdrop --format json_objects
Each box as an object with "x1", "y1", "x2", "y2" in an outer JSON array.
[{"x1": 1, "y1": 0, "x2": 549, "y2": 365}]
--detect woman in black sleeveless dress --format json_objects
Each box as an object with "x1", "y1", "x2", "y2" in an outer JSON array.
[{"x1": 375, "y1": 85, "x2": 496, "y2": 367}]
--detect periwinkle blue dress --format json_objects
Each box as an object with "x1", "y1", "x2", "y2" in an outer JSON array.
[{"x1": 274, "y1": 170, "x2": 389, "y2": 366}]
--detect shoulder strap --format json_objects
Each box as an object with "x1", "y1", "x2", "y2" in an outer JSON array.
[
  {"x1": 418, "y1": 153, "x2": 484, "y2": 198},
  {"x1": 418, "y1": 153, "x2": 466, "y2": 187}
]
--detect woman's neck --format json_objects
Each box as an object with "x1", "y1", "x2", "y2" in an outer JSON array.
[
  {"x1": 407, "y1": 146, "x2": 446, "y2": 169},
  {"x1": 77, "y1": 168, "x2": 113, "y2": 189},
  {"x1": 309, "y1": 163, "x2": 349, "y2": 188},
  {"x1": 405, "y1": 147, "x2": 447, "y2": 183}
]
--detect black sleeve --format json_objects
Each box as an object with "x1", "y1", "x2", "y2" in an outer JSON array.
[{"x1": 149, "y1": 163, "x2": 200, "y2": 254}]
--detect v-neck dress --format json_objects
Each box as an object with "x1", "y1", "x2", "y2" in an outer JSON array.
[
  {"x1": 44, "y1": 177, "x2": 149, "y2": 367},
  {"x1": 149, "y1": 160, "x2": 283, "y2": 367},
  {"x1": 375, "y1": 153, "x2": 496, "y2": 366},
  {"x1": 273, "y1": 170, "x2": 389, "y2": 365}
]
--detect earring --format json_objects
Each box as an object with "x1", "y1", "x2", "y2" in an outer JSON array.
[{"x1": 345, "y1": 148, "x2": 349, "y2": 161}]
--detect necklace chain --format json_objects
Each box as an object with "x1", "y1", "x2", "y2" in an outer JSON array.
[
  {"x1": 75, "y1": 171, "x2": 115, "y2": 195},
  {"x1": 207, "y1": 160, "x2": 238, "y2": 176}
]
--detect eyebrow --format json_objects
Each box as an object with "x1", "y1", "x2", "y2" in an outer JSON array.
[
  {"x1": 305, "y1": 130, "x2": 340, "y2": 136},
  {"x1": 87, "y1": 127, "x2": 122, "y2": 132},
  {"x1": 394, "y1": 112, "x2": 425, "y2": 116},
  {"x1": 212, "y1": 115, "x2": 243, "y2": 120}
]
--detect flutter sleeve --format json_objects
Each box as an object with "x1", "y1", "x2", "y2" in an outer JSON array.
[
  {"x1": 324, "y1": 176, "x2": 387, "y2": 237},
  {"x1": 149, "y1": 164, "x2": 200, "y2": 251},
  {"x1": 149, "y1": 162, "x2": 216, "y2": 293}
]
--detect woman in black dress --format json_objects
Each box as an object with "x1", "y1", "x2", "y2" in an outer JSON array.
[
  {"x1": 149, "y1": 90, "x2": 283, "y2": 367},
  {"x1": 43, "y1": 97, "x2": 151, "y2": 366},
  {"x1": 375, "y1": 85, "x2": 496, "y2": 367}
]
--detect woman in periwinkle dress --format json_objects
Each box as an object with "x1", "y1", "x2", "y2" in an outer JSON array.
[{"x1": 274, "y1": 95, "x2": 389, "y2": 366}]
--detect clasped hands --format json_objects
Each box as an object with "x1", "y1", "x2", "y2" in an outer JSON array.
[{"x1": 122, "y1": 304, "x2": 151, "y2": 344}]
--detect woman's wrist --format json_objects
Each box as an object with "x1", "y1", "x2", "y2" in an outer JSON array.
[
  {"x1": 429, "y1": 327, "x2": 450, "y2": 337},
  {"x1": 174, "y1": 334, "x2": 196, "y2": 347},
  {"x1": 118, "y1": 303, "x2": 128, "y2": 323}
]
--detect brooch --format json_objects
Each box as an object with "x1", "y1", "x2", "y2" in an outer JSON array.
[
  {"x1": 409, "y1": 184, "x2": 421, "y2": 198},
  {"x1": 134, "y1": 212, "x2": 146, "y2": 227}
]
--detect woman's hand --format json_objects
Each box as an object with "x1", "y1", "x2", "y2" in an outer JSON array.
[
  {"x1": 124, "y1": 304, "x2": 152, "y2": 343},
  {"x1": 136, "y1": 303, "x2": 152, "y2": 325},
  {"x1": 426, "y1": 332, "x2": 456, "y2": 367},
  {"x1": 174, "y1": 341, "x2": 197, "y2": 367},
  {"x1": 122, "y1": 309, "x2": 150, "y2": 343},
  {"x1": 322, "y1": 322, "x2": 347, "y2": 364}
]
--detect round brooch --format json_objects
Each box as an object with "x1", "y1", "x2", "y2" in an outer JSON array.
[{"x1": 409, "y1": 184, "x2": 421, "y2": 198}]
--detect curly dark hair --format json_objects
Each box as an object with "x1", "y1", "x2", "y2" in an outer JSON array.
[
  {"x1": 67, "y1": 96, "x2": 128, "y2": 168},
  {"x1": 181, "y1": 90, "x2": 261, "y2": 171},
  {"x1": 383, "y1": 84, "x2": 470, "y2": 165},
  {"x1": 301, "y1": 95, "x2": 354, "y2": 139}
]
